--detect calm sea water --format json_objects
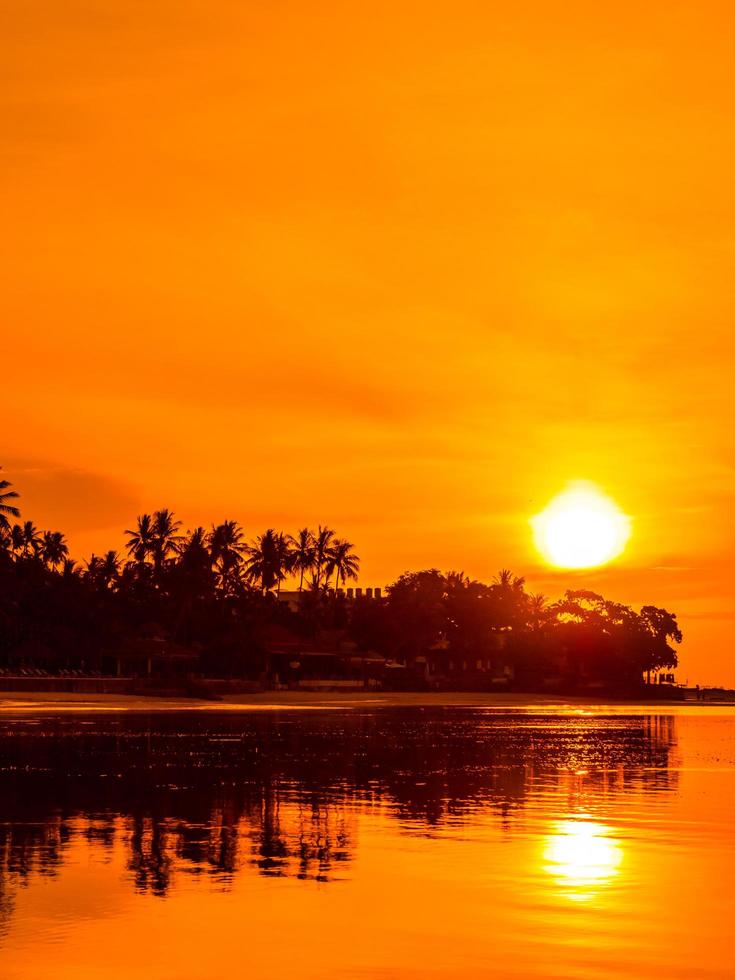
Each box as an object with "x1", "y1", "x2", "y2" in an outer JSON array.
[{"x1": 0, "y1": 704, "x2": 733, "y2": 979}]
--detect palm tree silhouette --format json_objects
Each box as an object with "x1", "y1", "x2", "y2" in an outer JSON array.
[
  {"x1": 174, "y1": 525, "x2": 211, "y2": 587},
  {"x1": 85, "y1": 553, "x2": 101, "y2": 575},
  {"x1": 39, "y1": 531, "x2": 69, "y2": 570},
  {"x1": 177, "y1": 527, "x2": 211, "y2": 576},
  {"x1": 87, "y1": 550, "x2": 121, "y2": 588},
  {"x1": 492, "y1": 569, "x2": 528, "y2": 629},
  {"x1": 445, "y1": 570, "x2": 470, "y2": 593},
  {"x1": 275, "y1": 532, "x2": 292, "y2": 595},
  {"x1": 327, "y1": 538, "x2": 360, "y2": 592},
  {"x1": 208, "y1": 521, "x2": 244, "y2": 559},
  {"x1": 61, "y1": 557, "x2": 79, "y2": 579},
  {"x1": 245, "y1": 529, "x2": 288, "y2": 593},
  {"x1": 209, "y1": 521, "x2": 246, "y2": 595},
  {"x1": 0, "y1": 470, "x2": 20, "y2": 531},
  {"x1": 182, "y1": 526, "x2": 209, "y2": 553},
  {"x1": 18, "y1": 521, "x2": 42, "y2": 557},
  {"x1": 171, "y1": 528, "x2": 216, "y2": 642},
  {"x1": 312, "y1": 525, "x2": 335, "y2": 589},
  {"x1": 527, "y1": 593, "x2": 549, "y2": 630},
  {"x1": 125, "y1": 514, "x2": 155, "y2": 563},
  {"x1": 101, "y1": 550, "x2": 122, "y2": 584},
  {"x1": 494, "y1": 568, "x2": 526, "y2": 592},
  {"x1": 289, "y1": 528, "x2": 316, "y2": 592},
  {"x1": 9, "y1": 523, "x2": 25, "y2": 556},
  {"x1": 151, "y1": 509, "x2": 182, "y2": 578}
]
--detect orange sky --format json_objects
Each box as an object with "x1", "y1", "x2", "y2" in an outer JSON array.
[{"x1": 3, "y1": 2, "x2": 734, "y2": 684}]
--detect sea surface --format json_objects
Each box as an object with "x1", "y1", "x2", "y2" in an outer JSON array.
[{"x1": 0, "y1": 703, "x2": 733, "y2": 979}]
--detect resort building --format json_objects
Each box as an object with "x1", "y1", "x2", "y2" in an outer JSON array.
[{"x1": 276, "y1": 586, "x2": 383, "y2": 613}]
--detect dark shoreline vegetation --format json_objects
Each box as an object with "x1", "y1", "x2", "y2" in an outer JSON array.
[{"x1": 0, "y1": 467, "x2": 682, "y2": 694}]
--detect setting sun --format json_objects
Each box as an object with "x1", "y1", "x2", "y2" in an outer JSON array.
[{"x1": 531, "y1": 482, "x2": 631, "y2": 569}]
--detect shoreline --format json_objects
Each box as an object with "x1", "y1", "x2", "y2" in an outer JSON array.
[{"x1": 1, "y1": 690, "x2": 734, "y2": 713}]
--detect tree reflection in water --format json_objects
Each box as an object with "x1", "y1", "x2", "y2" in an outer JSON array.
[{"x1": 0, "y1": 710, "x2": 677, "y2": 914}]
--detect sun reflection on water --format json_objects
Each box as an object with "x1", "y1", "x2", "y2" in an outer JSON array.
[{"x1": 543, "y1": 819, "x2": 623, "y2": 902}]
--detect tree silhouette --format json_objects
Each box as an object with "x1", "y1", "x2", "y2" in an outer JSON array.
[
  {"x1": 639, "y1": 605, "x2": 683, "y2": 677},
  {"x1": 494, "y1": 568, "x2": 526, "y2": 592},
  {"x1": 288, "y1": 527, "x2": 315, "y2": 592},
  {"x1": 312, "y1": 526, "x2": 335, "y2": 589},
  {"x1": 17, "y1": 521, "x2": 42, "y2": 558},
  {"x1": 0, "y1": 463, "x2": 687, "y2": 692},
  {"x1": 61, "y1": 557, "x2": 80, "y2": 580},
  {"x1": 151, "y1": 509, "x2": 182, "y2": 580},
  {"x1": 209, "y1": 521, "x2": 246, "y2": 596},
  {"x1": 125, "y1": 514, "x2": 155, "y2": 564},
  {"x1": 0, "y1": 469, "x2": 20, "y2": 531},
  {"x1": 39, "y1": 531, "x2": 68, "y2": 570},
  {"x1": 86, "y1": 550, "x2": 121, "y2": 589},
  {"x1": 9, "y1": 524, "x2": 25, "y2": 556},
  {"x1": 245, "y1": 529, "x2": 288, "y2": 593},
  {"x1": 526, "y1": 593, "x2": 550, "y2": 631},
  {"x1": 327, "y1": 538, "x2": 360, "y2": 591}
]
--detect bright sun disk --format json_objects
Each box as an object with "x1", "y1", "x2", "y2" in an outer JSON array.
[{"x1": 531, "y1": 481, "x2": 631, "y2": 569}]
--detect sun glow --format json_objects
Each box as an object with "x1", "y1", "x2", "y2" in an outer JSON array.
[{"x1": 531, "y1": 482, "x2": 631, "y2": 569}]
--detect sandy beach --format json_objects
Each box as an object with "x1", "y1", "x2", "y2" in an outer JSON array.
[
  {"x1": 0, "y1": 690, "x2": 580, "y2": 712},
  {"x1": 0, "y1": 690, "x2": 729, "y2": 713}
]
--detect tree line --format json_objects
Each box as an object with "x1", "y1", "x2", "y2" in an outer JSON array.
[
  {"x1": 1, "y1": 473, "x2": 359, "y2": 594},
  {"x1": 0, "y1": 467, "x2": 682, "y2": 687}
]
